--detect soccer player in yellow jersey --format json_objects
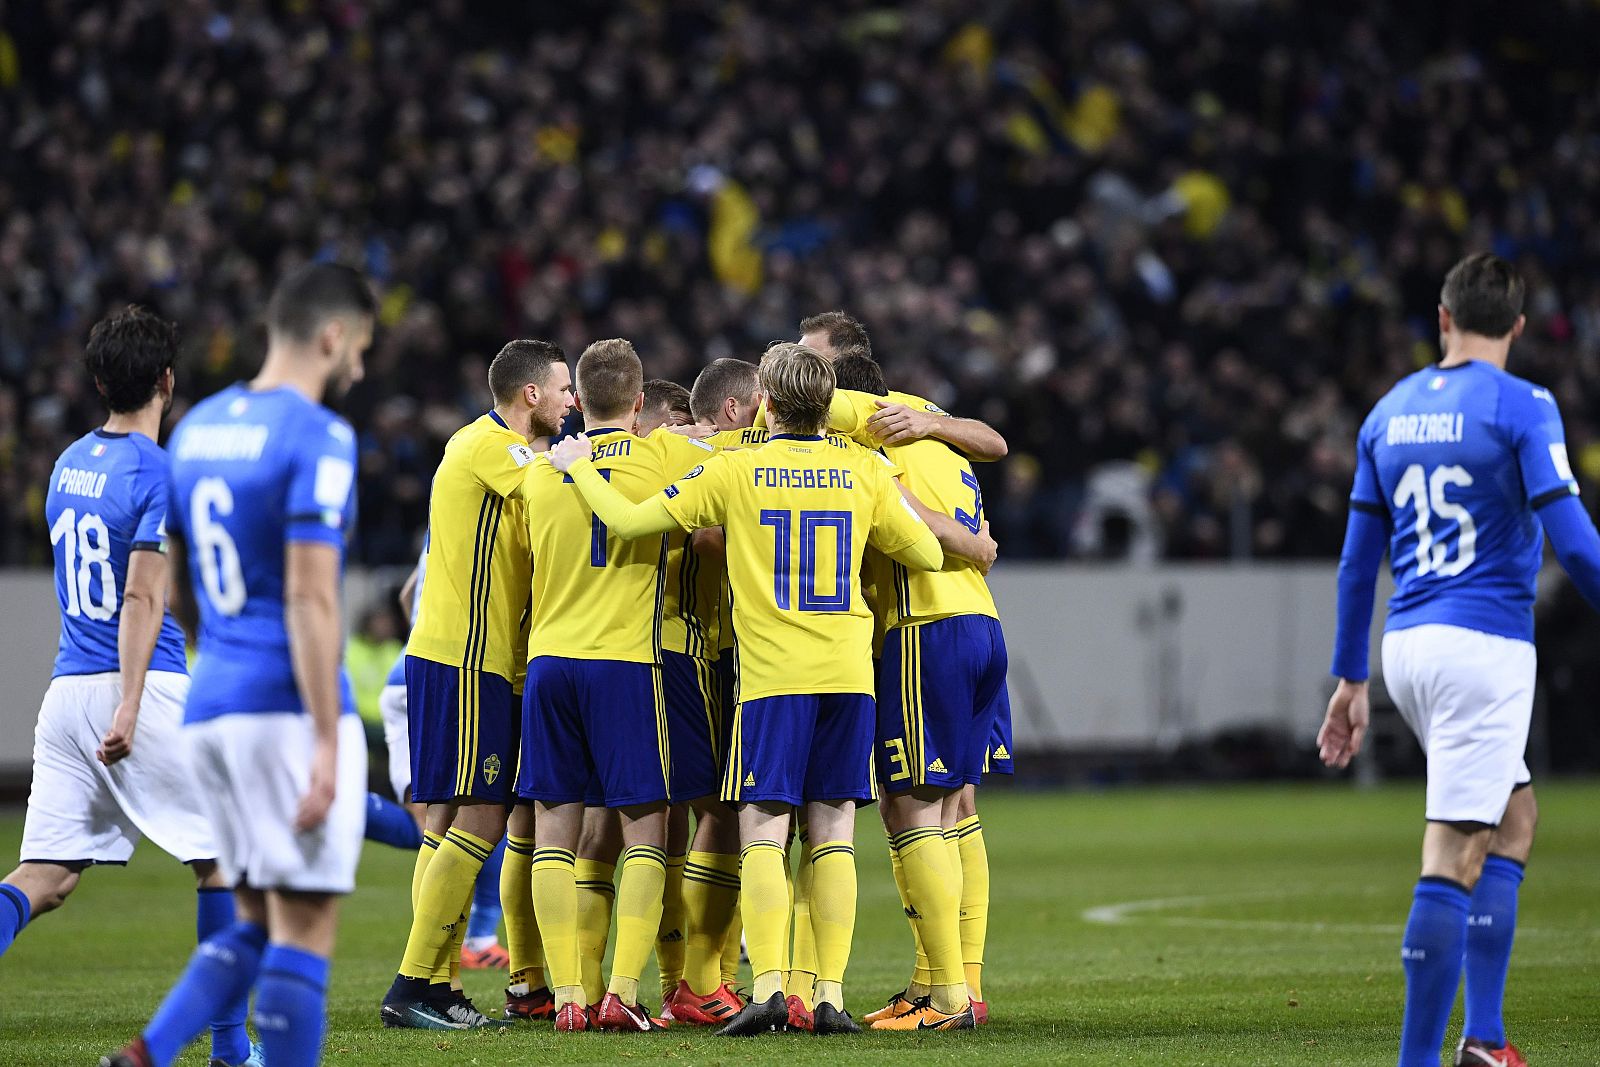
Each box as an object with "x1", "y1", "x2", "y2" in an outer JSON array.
[
  {"x1": 381, "y1": 340, "x2": 574, "y2": 1031},
  {"x1": 829, "y1": 352, "x2": 1008, "y2": 1030},
  {"x1": 515, "y1": 340, "x2": 718, "y2": 1033},
  {"x1": 549, "y1": 343, "x2": 945, "y2": 1037}
]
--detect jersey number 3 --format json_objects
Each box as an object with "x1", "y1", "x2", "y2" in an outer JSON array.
[{"x1": 1393, "y1": 463, "x2": 1476, "y2": 578}]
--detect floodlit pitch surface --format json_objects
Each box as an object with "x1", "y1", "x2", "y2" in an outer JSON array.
[{"x1": 1, "y1": 781, "x2": 1596, "y2": 1066}]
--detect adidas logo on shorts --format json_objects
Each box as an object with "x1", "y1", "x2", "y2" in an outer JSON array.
[{"x1": 927, "y1": 758, "x2": 948, "y2": 774}]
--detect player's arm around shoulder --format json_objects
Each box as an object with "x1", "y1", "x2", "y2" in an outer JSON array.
[
  {"x1": 546, "y1": 433, "x2": 682, "y2": 539},
  {"x1": 867, "y1": 390, "x2": 1009, "y2": 461},
  {"x1": 862, "y1": 453, "x2": 943, "y2": 571}
]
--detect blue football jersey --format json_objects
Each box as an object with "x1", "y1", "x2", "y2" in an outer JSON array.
[
  {"x1": 47, "y1": 430, "x2": 188, "y2": 678},
  {"x1": 166, "y1": 384, "x2": 359, "y2": 723},
  {"x1": 1352, "y1": 360, "x2": 1579, "y2": 642}
]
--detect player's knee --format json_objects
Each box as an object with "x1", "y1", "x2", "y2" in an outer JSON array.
[
  {"x1": 22, "y1": 866, "x2": 81, "y2": 913},
  {"x1": 955, "y1": 785, "x2": 978, "y2": 821}
]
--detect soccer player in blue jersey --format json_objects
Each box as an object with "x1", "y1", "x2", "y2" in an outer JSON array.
[
  {"x1": 1, "y1": 306, "x2": 258, "y2": 1067},
  {"x1": 1320, "y1": 254, "x2": 1600, "y2": 1067},
  {"x1": 102, "y1": 263, "x2": 375, "y2": 1067}
]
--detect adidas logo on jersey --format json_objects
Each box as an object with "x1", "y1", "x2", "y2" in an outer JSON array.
[
  {"x1": 992, "y1": 744, "x2": 1011, "y2": 761},
  {"x1": 744, "y1": 772, "x2": 756, "y2": 788},
  {"x1": 927, "y1": 758, "x2": 948, "y2": 774}
]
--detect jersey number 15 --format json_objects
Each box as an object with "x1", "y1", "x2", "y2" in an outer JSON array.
[{"x1": 1394, "y1": 463, "x2": 1476, "y2": 578}]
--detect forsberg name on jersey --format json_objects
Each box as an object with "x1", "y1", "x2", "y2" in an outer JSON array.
[
  {"x1": 176, "y1": 423, "x2": 270, "y2": 462},
  {"x1": 1387, "y1": 412, "x2": 1464, "y2": 446},
  {"x1": 55, "y1": 467, "x2": 107, "y2": 498},
  {"x1": 753, "y1": 466, "x2": 854, "y2": 490}
]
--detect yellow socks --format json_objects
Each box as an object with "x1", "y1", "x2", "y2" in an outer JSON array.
[
  {"x1": 399, "y1": 827, "x2": 492, "y2": 980},
  {"x1": 610, "y1": 844, "x2": 667, "y2": 1006},
  {"x1": 433, "y1": 902, "x2": 469, "y2": 985},
  {"x1": 656, "y1": 852, "x2": 687, "y2": 1002},
  {"x1": 893, "y1": 827, "x2": 965, "y2": 1014},
  {"x1": 574, "y1": 857, "x2": 616, "y2": 1007},
  {"x1": 502, "y1": 834, "x2": 545, "y2": 993},
  {"x1": 787, "y1": 832, "x2": 816, "y2": 1008},
  {"x1": 531, "y1": 846, "x2": 581, "y2": 1008},
  {"x1": 956, "y1": 815, "x2": 989, "y2": 1002},
  {"x1": 808, "y1": 840, "x2": 856, "y2": 1011},
  {"x1": 739, "y1": 840, "x2": 790, "y2": 1002},
  {"x1": 889, "y1": 840, "x2": 933, "y2": 997},
  {"x1": 682, "y1": 850, "x2": 738, "y2": 995},
  {"x1": 721, "y1": 908, "x2": 743, "y2": 988},
  {"x1": 411, "y1": 830, "x2": 441, "y2": 911}
]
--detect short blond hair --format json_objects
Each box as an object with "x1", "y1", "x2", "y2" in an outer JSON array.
[
  {"x1": 576, "y1": 338, "x2": 644, "y2": 421},
  {"x1": 758, "y1": 343, "x2": 834, "y2": 435}
]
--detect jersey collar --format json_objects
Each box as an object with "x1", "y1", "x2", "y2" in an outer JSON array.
[
  {"x1": 769, "y1": 433, "x2": 824, "y2": 442},
  {"x1": 487, "y1": 410, "x2": 510, "y2": 430},
  {"x1": 585, "y1": 426, "x2": 632, "y2": 437},
  {"x1": 92, "y1": 428, "x2": 130, "y2": 439}
]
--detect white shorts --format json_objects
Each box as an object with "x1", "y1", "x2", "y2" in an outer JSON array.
[
  {"x1": 378, "y1": 683, "x2": 411, "y2": 803},
  {"x1": 1381, "y1": 624, "x2": 1535, "y2": 825},
  {"x1": 186, "y1": 712, "x2": 367, "y2": 894},
  {"x1": 21, "y1": 671, "x2": 216, "y2": 866}
]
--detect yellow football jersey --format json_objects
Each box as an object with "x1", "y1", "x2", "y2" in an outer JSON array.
[
  {"x1": 830, "y1": 391, "x2": 999, "y2": 626},
  {"x1": 524, "y1": 427, "x2": 715, "y2": 664},
  {"x1": 659, "y1": 527, "x2": 722, "y2": 660},
  {"x1": 697, "y1": 427, "x2": 895, "y2": 655},
  {"x1": 659, "y1": 434, "x2": 932, "y2": 701},
  {"x1": 408, "y1": 412, "x2": 536, "y2": 683}
]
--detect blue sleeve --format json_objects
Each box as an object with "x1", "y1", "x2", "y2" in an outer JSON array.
[
  {"x1": 131, "y1": 452, "x2": 168, "y2": 551},
  {"x1": 1503, "y1": 380, "x2": 1581, "y2": 508},
  {"x1": 1537, "y1": 494, "x2": 1600, "y2": 613},
  {"x1": 285, "y1": 415, "x2": 357, "y2": 547},
  {"x1": 1348, "y1": 422, "x2": 1386, "y2": 514},
  {"x1": 1330, "y1": 507, "x2": 1389, "y2": 680}
]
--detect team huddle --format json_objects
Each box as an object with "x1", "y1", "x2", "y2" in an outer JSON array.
[
  {"x1": 0, "y1": 252, "x2": 1584, "y2": 1067},
  {"x1": 0, "y1": 263, "x2": 1014, "y2": 1064}
]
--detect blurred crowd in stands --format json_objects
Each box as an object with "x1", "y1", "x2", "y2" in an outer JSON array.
[{"x1": 3, "y1": 0, "x2": 1600, "y2": 565}]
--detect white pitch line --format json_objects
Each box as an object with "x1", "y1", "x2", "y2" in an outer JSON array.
[{"x1": 1080, "y1": 891, "x2": 1594, "y2": 939}]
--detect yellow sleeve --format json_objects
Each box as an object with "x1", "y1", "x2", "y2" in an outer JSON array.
[
  {"x1": 649, "y1": 428, "x2": 720, "y2": 478},
  {"x1": 566, "y1": 460, "x2": 680, "y2": 538},
  {"x1": 828, "y1": 390, "x2": 872, "y2": 436},
  {"x1": 475, "y1": 432, "x2": 537, "y2": 499},
  {"x1": 866, "y1": 464, "x2": 941, "y2": 569},
  {"x1": 659, "y1": 452, "x2": 735, "y2": 531}
]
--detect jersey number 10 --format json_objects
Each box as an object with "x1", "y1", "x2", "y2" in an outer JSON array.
[
  {"x1": 760, "y1": 509, "x2": 852, "y2": 611},
  {"x1": 1393, "y1": 463, "x2": 1477, "y2": 578}
]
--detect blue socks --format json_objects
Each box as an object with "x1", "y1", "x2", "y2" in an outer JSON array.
[
  {"x1": 1398, "y1": 877, "x2": 1471, "y2": 1067},
  {"x1": 196, "y1": 889, "x2": 251, "y2": 1066},
  {"x1": 467, "y1": 837, "x2": 507, "y2": 941},
  {"x1": 255, "y1": 944, "x2": 330, "y2": 1067},
  {"x1": 364, "y1": 791, "x2": 423, "y2": 850},
  {"x1": 1464, "y1": 855, "x2": 1525, "y2": 1048},
  {"x1": 144, "y1": 920, "x2": 267, "y2": 1067},
  {"x1": 0, "y1": 883, "x2": 31, "y2": 958}
]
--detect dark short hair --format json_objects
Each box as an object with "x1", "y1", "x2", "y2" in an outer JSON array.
[
  {"x1": 1441, "y1": 253, "x2": 1525, "y2": 339},
  {"x1": 644, "y1": 378, "x2": 692, "y2": 421},
  {"x1": 690, "y1": 358, "x2": 761, "y2": 422},
  {"x1": 799, "y1": 310, "x2": 872, "y2": 361},
  {"x1": 488, "y1": 339, "x2": 567, "y2": 405},
  {"x1": 575, "y1": 338, "x2": 644, "y2": 419},
  {"x1": 84, "y1": 305, "x2": 179, "y2": 413},
  {"x1": 830, "y1": 353, "x2": 888, "y2": 396},
  {"x1": 265, "y1": 262, "x2": 376, "y2": 343}
]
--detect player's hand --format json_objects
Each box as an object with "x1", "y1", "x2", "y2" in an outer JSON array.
[
  {"x1": 96, "y1": 698, "x2": 140, "y2": 766},
  {"x1": 868, "y1": 401, "x2": 939, "y2": 446},
  {"x1": 1317, "y1": 679, "x2": 1370, "y2": 769},
  {"x1": 547, "y1": 433, "x2": 590, "y2": 472},
  {"x1": 295, "y1": 739, "x2": 338, "y2": 832},
  {"x1": 667, "y1": 422, "x2": 715, "y2": 439},
  {"x1": 972, "y1": 520, "x2": 998, "y2": 575}
]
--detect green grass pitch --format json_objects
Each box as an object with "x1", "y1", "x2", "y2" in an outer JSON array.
[{"x1": 1, "y1": 781, "x2": 1597, "y2": 1066}]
